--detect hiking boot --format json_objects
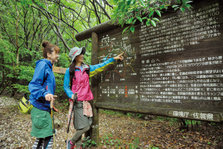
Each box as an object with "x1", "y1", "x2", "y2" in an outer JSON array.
[{"x1": 67, "y1": 140, "x2": 75, "y2": 149}]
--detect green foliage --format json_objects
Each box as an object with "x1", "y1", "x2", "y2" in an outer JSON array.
[
  {"x1": 12, "y1": 65, "x2": 35, "y2": 94},
  {"x1": 129, "y1": 137, "x2": 140, "y2": 149},
  {"x1": 100, "y1": 110, "x2": 145, "y2": 119},
  {"x1": 126, "y1": 112, "x2": 144, "y2": 119},
  {"x1": 100, "y1": 109, "x2": 126, "y2": 117},
  {"x1": 0, "y1": 39, "x2": 16, "y2": 64},
  {"x1": 101, "y1": 134, "x2": 156, "y2": 149},
  {"x1": 101, "y1": 134, "x2": 122, "y2": 147},
  {"x1": 57, "y1": 53, "x2": 70, "y2": 68},
  {"x1": 0, "y1": 0, "x2": 95, "y2": 98},
  {"x1": 54, "y1": 73, "x2": 67, "y2": 99},
  {"x1": 184, "y1": 119, "x2": 201, "y2": 127},
  {"x1": 19, "y1": 0, "x2": 33, "y2": 8},
  {"x1": 156, "y1": 116, "x2": 178, "y2": 122},
  {"x1": 12, "y1": 84, "x2": 29, "y2": 94},
  {"x1": 156, "y1": 116, "x2": 202, "y2": 129},
  {"x1": 112, "y1": 0, "x2": 193, "y2": 33},
  {"x1": 82, "y1": 136, "x2": 97, "y2": 148},
  {"x1": 172, "y1": 0, "x2": 192, "y2": 11}
]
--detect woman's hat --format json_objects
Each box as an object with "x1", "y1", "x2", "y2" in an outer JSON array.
[{"x1": 69, "y1": 47, "x2": 86, "y2": 62}]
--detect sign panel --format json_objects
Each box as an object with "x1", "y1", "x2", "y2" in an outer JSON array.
[{"x1": 95, "y1": 0, "x2": 223, "y2": 121}]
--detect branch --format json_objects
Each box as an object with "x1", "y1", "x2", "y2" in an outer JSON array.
[
  {"x1": 31, "y1": 4, "x2": 79, "y2": 33},
  {"x1": 89, "y1": 0, "x2": 101, "y2": 24},
  {"x1": 52, "y1": 22, "x2": 70, "y2": 51},
  {"x1": 46, "y1": 11, "x2": 71, "y2": 51},
  {"x1": 31, "y1": 3, "x2": 70, "y2": 51},
  {"x1": 103, "y1": 0, "x2": 113, "y2": 9},
  {"x1": 95, "y1": 0, "x2": 111, "y2": 19},
  {"x1": 47, "y1": 0, "x2": 89, "y2": 23},
  {"x1": 0, "y1": 22, "x2": 16, "y2": 47}
]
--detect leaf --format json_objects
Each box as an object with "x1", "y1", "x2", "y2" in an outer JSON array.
[
  {"x1": 186, "y1": 4, "x2": 192, "y2": 9},
  {"x1": 149, "y1": 7, "x2": 154, "y2": 12},
  {"x1": 151, "y1": 20, "x2": 156, "y2": 27},
  {"x1": 186, "y1": 0, "x2": 193, "y2": 4},
  {"x1": 130, "y1": 26, "x2": 135, "y2": 33},
  {"x1": 172, "y1": 5, "x2": 179, "y2": 8},
  {"x1": 131, "y1": 0, "x2": 136, "y2": 5},
  {"x1": 149, "y1": 10, "x2": 154, "y2": 17},
  {"x1": 139, "y1": 0, "x2": 145, "y2": 7},
  {"x1": 152, "y1": 17, "x2": 160, "y2": 22},
  {"x1": 136, "y1": 16, "x2": 143, "y2": 22},
  {"x1": 155, "y1": 10, "x2": 161, "y2": 17},
  {"x1": 180, "y1": 7, "x2": 185, "y2": 12},
  {"x1": 132, "y1": 19, "x2": 137, "y2": 24},
  {"x1": 142, "y1": 17, "x2": 147, "y2": 20},
  {"x1": 122, "y1": 26, "x2": 129, "y2": 34},
  {"x1": 127, "y1": 17, "x2": 135, "y2": 24},
  {"x1": 146, "y1": 19, "x2": 151, "y2": 26}
]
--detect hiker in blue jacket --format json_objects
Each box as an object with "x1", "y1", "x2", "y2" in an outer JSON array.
[{"x1": 29, "y1": 41, "x2": 60, "y2": 149}]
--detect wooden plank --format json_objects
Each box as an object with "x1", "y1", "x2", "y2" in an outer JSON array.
[
  {"x1": 75, "y1": 21, "x2": 119, "y2": 41},
  {"x1": 95, "y1": 101, "x2": 223, "y2": 122},
  {"x1": 89, "y1": 32, "x2": 100, "y2": 145},
  {"x1": 53, "y1": 66, "x2": 66, "y2": 74}
]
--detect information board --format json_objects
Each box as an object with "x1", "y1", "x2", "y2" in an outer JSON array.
[{"x1": 94, "y1": 0, "x2": 223, "y2": 122}]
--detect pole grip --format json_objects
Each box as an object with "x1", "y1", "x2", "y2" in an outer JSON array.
[
  {"x1": 50, "y1": 95, "x2": 57, "y2": 109},
  {"x1": 50, "y1": 99, "x2": 54, "y2": 109},
  {"x1": 73, "y1": 93, "x2": 77, "y2": 100}
]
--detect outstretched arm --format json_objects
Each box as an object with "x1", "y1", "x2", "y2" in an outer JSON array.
[{"x1": 89, "y1": 52, "x2": 124, "y2": 77}]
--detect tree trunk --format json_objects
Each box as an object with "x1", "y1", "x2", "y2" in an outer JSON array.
[{"x1": 16, "y1": 4, "x2": 20, "y2": 65}]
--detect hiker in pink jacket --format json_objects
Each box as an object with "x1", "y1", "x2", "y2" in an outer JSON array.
[{"x1": 64, "y1": 47, "x2": 124, "y2": 149}]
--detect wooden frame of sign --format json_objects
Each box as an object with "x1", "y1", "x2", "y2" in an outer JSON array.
[{"x1": 73, "y1": 0, "x2": 223, "y2": 145}]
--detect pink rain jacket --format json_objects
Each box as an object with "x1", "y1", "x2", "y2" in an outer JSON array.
[
  {"x1": 64, "y1": 58, "x2": 115, "y2": 101},
  {"x1": 71, "y1": 66, "x2": 93, "y2": 101}
]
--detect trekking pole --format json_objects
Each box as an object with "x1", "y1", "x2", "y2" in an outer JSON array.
[
  {"x1": 51, "y1": 95, "x2": 57, "y2": 148},
  {"x1": 65, "y1": 93, "x2": 77, "y2": 146}
]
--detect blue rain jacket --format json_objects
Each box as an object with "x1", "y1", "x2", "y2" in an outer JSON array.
[{"x1": 29, "y1": 59, "x2": 56, "y2": 112}]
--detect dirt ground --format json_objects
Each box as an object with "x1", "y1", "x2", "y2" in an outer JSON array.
[{"x1": 0, "y1": 96, "x2": 222, "y2": 149}]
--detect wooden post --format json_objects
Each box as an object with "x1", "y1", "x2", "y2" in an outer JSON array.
[{"x1": 87, "y1": 32, "x2": 100, "y2": 145}]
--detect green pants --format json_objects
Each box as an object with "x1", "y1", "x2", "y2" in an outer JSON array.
[{"x1": 31, "y1": 107, "x2": 53, "y2": 138}]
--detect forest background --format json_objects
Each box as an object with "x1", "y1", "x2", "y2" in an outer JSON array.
[{"x1": 2, "y1": 1, "x2": 223, "y2": 148}]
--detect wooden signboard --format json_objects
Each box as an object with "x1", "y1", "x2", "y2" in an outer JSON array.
[
  {"x1": 76, "y1": 0, "x2": 223, "y2": 122},
  {"x1": 53, "y1": 66, "x2": 66, "y2": 74}
]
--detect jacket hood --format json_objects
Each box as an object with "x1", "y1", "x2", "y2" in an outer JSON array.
[
  {"x1": 36, "y1": 59, "x2": 52, "y2": 69},
  {"x1": 82, "y1": 63, "x2": 89, "y2": 69}
]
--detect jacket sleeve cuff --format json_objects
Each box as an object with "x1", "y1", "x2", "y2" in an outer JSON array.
[
  {"x1": 43, "y1": 91, "x2": 49, "y2": 97},
  {"x1": 111, "y1": 57, "x2": 115, "y2": 62},
  {"x1": 68, "y1": 92, "x2": 73, "y2": 99}
]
